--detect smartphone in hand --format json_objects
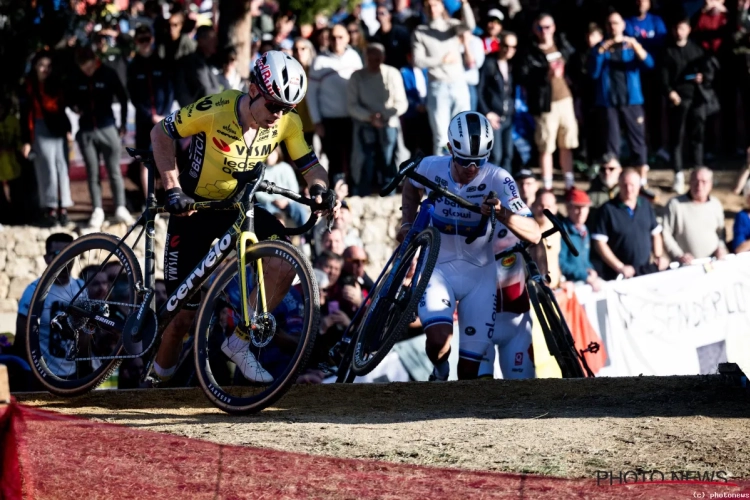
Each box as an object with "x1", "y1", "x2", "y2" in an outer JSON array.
[{"x1": 328, "y1": 301, "x2": 339, "y2": 314}]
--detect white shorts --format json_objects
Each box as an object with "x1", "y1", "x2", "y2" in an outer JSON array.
[{"x1": 418, "y1": 260, "x2": 497, "y2": 362}]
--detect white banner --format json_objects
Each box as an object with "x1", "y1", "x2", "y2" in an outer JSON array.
[{"x1": 602, "y1": 255, "x2": 750, "y2": 377}]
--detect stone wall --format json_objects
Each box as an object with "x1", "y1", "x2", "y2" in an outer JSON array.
[{"x1": 0, "y1": 195, "x2": 401, "y2": 331}]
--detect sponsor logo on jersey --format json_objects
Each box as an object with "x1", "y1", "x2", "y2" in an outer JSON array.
[
  {"x1": 467, "y1": 186, "x2": 477, "y2": 192},
  {"x1": 498, "y1": 228, "x2": 508, "y2": 238},
  {"x1": 434, "y1": 175, "x2": 447, "y2": 187},
  {"x1": 441, "y1": 298, "x2": 451, "y2": 307},
  {"x1": 257, "y1": 128, "x2": 270, "y2": 140},
  {"x1": 212, "y1": 137, "x2": 231, "y2": 153},
  {"x1": 465, "y1": 326, "x2": 476, "y2": 336},
  {"x1": 478, "y1": 183, "x2": 486, "y2": 191},
  {"x1": 167, "y1": 233, "x2": 232, "y2": 311},
  {"x1": 190, "y1": 134, "x2": 205, "y2": 178},
  {"x1": 196, "y1": 97, "x2": 213, "y2": 111},
  {"x1": 176, "y1": 111, "x2": 183, "y2": 125},
  {"x1": 514, "y1": 352, "x2": 523, "y2": 366},
  {"x1": 485, "y1": 293, "x2": 497, "y2": 338},
  {"x1": 501, "y1": 254, "x2": 517, "y2": 268},
  {"x1": 186, "y1": 103, "x2": 196, "y2": 117},
  {"x1": 503, "y1": 177, "x2": 519, "y2": 199},
  {"x1": 217, "y1": 129, "x2": 239, "y2": 141},
  {"x1": 215, "y1": 97, "x2": 230, "y2": 107},
  {"x1": 234, "y1": 144, "x2": 273, "y2": 157},
  {"x1": 164, "y1": 112, "x2": 179, "y2": 136}
]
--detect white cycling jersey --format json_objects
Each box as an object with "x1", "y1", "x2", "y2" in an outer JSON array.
[
  {"x1": 412, "y1": 157, "x2": 536, "y2": 369},
  {"x1": 410, "y1": 156, "x2": 533, "y2": 266}
]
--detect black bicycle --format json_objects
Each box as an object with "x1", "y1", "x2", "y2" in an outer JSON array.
[
  {"x1": 25, "y1": 148, "x2": 332, "y2": 414},
  {"x1": 334, "y1": 156, "x2": 597, "y2": 381},
  {"x1": 494, "y1": 209, "x2": 599, "y2": 378}
]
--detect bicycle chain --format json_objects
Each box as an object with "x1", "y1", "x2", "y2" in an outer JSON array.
[{"x1": 65, "y1": 299, "x2": 147, "y2": 361}]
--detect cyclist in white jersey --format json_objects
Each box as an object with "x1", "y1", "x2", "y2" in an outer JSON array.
[{"x1": 397, "y1": 111, "x2": 542, "y2": 380}]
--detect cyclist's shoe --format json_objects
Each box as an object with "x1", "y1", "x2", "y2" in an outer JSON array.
[{"x1": 221, "y1": 339, "x2": 274, "y2": 383}]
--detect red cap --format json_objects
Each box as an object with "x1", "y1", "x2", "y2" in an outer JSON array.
[{"x1": 567, "y1": 188, "x2": 591, "y2": 206}]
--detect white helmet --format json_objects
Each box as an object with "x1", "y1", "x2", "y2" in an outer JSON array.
[
  {"x1": 447, "y1": 111, "x2": 493, "y2": 163},
  {"x1": 251, "y1": 50, "x2": 307, "y2": 106}
]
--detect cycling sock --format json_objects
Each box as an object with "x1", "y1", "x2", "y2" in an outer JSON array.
[
  {"x1": 432, "y1": 359, "x2": 450, "y2": 381},
  {"x1": 153, "y1": 361, "x2": 176, "y2": 380},
  {"x1": 564, "y1": 172, "x2": 575, "y2": 190},
  {"x1": 543, "y1": 176, "x2": 553, "y2": 191},
  {"x1": 226, "y1": 332, "x2": 251, "y2": 351}
]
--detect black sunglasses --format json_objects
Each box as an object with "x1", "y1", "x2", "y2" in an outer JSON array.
[{"x1": 264, "y1": 98, "x2": 295, "y2": 115}]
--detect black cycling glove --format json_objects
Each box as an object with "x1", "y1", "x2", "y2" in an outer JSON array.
[
  {"x1": 310, "y1": 184, "x2": 336, "y2": 210},
  {"x1": 165, "y1": 187, "x2": 196, "y2": 215}
]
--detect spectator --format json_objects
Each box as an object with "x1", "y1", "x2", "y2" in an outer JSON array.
[
  {"x1": 515, "y1": 168, "x2": 539, "y2": 207},
  {"x1": 483, "y1": 9, "x2": 504, "y2": 55},
  {"x1": 156, "y1": 8, "x2": 196, "y2": 72},
  {"x1": 735, "y1": 0, "x2": 750, "y2": 157},
  {"x1": 570, "y1": 23, "x2": 604, "y2": 165},
  {"x1": 370, "y1": 5, "x2": 411, "y2": 69},
  {"x1": 176, "y1": 25, "x2": 220, "y2": 106},
  {"x1": 342, "y1": 245, "x2": 374, "y2": 292},
  {"x1": 93, "y1": 31, "x2": 128, "y2": 88},
  {"x1": 314, "y1": 250, "x2": 344, "y2": 286},
  {"x1": 626, "y1": 0, "x2": 668, "y2": 160},
  {"x1": 589, "y1": 11, "x2": 654, "y2": 191},
  {"x1": 321, "y1": 227, "x2": 346, "y2": 256},
  {"x1": 412, "y1": 0, "x2": 475, "y2": 156},
  {"x1": 217, "y1": 47, "x2": 246, "y2": 92},
  {"x1": 559, "y1": 188, "x2": 603, "y2": 291},
  {"x1": 15, "y1": 233, "x2": 80, "y2": 377},
  {"x1": 273, "y1": 11, "x2": 297, "y2": 50},
  {"x1": 307, "y1": 24, "x2": 363, "y2": 184},
  {"x1": 20, "y1": 51, "x2": 72, "y2": 227},
  {"x1": 400, "y1": 51, "x2": 433, "y2": 156},
  {"x1": 662, "y1": 18, "x2": 713, "y2": 194},
  {"x1": 253, "y1": 149, "x2": 308, "y2": 227},
  {"x1": 67, "y1": 46, "x2": 133, "y2": 229},
  {"x1": 662, "y1": 167, "x2": 728, "y2": 263},
  {"x1": 0, "y1": 98, "x2": 23, "y2": 226},
  {"x1": 348, "y1": 43, "x2": 408, "y2": 195},
  {"x1": 533, "y1": 189, "x2": 561, "y2": 288},
  {"x1": 592, "y1": 168, "x2": 669, "y2": 280},
  {"x1": 347, "y1": 20, "x2": 368, "y2": 62},
  {"x1": 519, "y1": 13, "x2": 578, "y2": 192},
  {"x1": 733, "y1": 180, "x2": 750, "y2": 253},
  {"x1": 463, "y1": 29, "x2": 486, "y2": 112},
  {"x1": 588, "y1": 153, "x2": 622, "y2": 213},
  {"x1": 477, "y1": 31, "x2": 517, "y2": 170},
  {"x1": 128, "y1": 25, "x2": 173, "y2": 199},
  {"x1": 692, "y1": 0, "x2": 732, "y2": 155},
  {"x1": 292, "y1": 38, "x2": 317, "y2": 144},
  {"x1": 393, "y1": 0, "x2": 421, "y2": 30},
  {"x1": 312, "y1": 27, "x2": 332, "y2": 53}
]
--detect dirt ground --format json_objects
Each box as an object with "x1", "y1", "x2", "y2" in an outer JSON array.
[{"x1": 18, "y1": 375, "x2": 750, "y2": 481}]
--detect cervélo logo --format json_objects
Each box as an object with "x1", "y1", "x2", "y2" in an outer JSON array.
[{"x1": 166, "y1": 234, "x2": 232, "y2": 311}]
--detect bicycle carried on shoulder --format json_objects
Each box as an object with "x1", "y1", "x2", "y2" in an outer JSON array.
[
  {"x1": 25, "y1": 148, "x2": 332, "y2": 414},
  {"x1": 333, "y1": 156, "x2": 598, "y2": 381}
]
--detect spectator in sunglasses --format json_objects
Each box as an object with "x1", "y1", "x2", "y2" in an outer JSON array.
[{"x1": 341, "y1": 245, "x2": 374, "y2": 293}]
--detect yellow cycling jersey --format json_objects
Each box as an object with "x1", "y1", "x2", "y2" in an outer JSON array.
[{"x1": 162, "y1": 89, "x2": 318, "y2": 200}]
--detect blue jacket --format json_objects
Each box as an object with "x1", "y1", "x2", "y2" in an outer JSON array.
[
  {"x1": 625, "y1": 14, "x2": 667, "y2": 57},
  {"x1": 559, "y1": 217, "x2": 593, "y2": 283},
  {"x1": 588, "y1": 42, "x2": 654, "y2": 107},
  {"x1": 400, "y1": 66, "x2": 429, "y2": 119}
]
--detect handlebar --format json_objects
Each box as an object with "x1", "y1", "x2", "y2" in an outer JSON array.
[
  {"x1": 126, "y1": 147, "x2": 331, "y2": 236},
  {"x1": 494, "y1": 209, "x2": 580, "y2": 261}
]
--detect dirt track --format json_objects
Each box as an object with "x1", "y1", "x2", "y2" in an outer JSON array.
[{"x1": 18, "y1": 375, "x2": 750, "y2": 480}]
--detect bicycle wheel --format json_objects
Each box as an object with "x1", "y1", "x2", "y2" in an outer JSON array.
[
  {"x1": 351, "y1": 227, "x2": 440, "y2": 376},
  {"x1": 194, "y1": 240, "x2": 319, "y2": 414},
  {"x1": 526, "y1": 279, "x2": 585, "y2": 378},
  {"x1": 25, "y1": 233, "x2": 143, "y2": 395}
]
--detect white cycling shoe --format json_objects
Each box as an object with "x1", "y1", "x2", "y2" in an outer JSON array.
[{"x1": 221, "y1": 338, "x2": 274, "y2": 383}]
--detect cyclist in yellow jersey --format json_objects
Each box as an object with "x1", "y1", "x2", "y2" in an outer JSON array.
[{"x1": 150, "y1": 51, "x2": 339, "y2": 382}]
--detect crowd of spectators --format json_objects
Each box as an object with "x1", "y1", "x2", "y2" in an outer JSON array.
[{"x1": 3, "y1": 0, "x2": 750, "y2": 386}]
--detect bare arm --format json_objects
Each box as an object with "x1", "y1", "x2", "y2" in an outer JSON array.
[
  {"x1": 652, "y1": 232, "x2": 665, "y2": 259},
  {"x1": 150, "y1": 123, "x2": 181, "y2": 190},
  {"x1": 401, "y1": 180, "x2": 424, "y2": 226}
]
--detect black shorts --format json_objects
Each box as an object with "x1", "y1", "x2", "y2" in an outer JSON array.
[{"x1": 164, "y1": 206, "x2": 289, "y2": 310}]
